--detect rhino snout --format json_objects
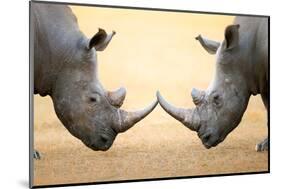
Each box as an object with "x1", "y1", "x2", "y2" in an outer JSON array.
[
  {"x1": 89, "y1": 137, "x2": 113, "y2": 151},
  {"x1": 198, "y1": 127, "x2": 222, "y2": 149},
  {"x1": 84, "y1": 127, "x2": 117, "y2": 151}
]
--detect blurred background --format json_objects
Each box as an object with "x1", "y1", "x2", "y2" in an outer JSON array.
[{"x1": 34, "y1": 5, "x2": 267, "y2": 186}]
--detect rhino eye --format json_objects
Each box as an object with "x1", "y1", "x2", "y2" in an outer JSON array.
[
  {"x1": 213, "y1": 94, "x2": 222, "y2": 107},
  {"x1": 88, "y1": 93, "x2": 100, "y2": 103},
  {"x1": 213, "y1": 94, "x2": 219, "y2": 100},
  {"x1": 89, "y1": 97, "x2": 97, "y2": 102}
]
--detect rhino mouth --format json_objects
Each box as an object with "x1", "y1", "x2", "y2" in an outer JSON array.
[
  {"x1": 83, "y1": 126, "x2": 117, "y2": 151},
  {"x1": 198, "y1": 129, "x2": 224, "y2": 149},
  {"x1": 88, "y1": 140, "x2": 114, "y2": 151},
  {"x1": 202, "y1": 141, "x2": 218, "y2": 149},
  {"x1": 200, "y1": 137, "x2": 220, "y2": 149}
]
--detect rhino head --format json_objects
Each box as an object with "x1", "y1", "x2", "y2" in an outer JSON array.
[
  {"x1": 51, "y1": 28, "x2": 157, "y2": 151},
  {"x1": 157, "y1": 24, "x2": 251, "y2": 149}
]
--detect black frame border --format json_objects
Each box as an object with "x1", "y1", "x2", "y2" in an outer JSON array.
[{"x1": 29, "y1": 0, "x2": 270, "y2": 188}]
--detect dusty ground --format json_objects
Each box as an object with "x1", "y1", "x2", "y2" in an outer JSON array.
[{"x1": 33, "y1": 5, "x2": 268, "y2": 186}]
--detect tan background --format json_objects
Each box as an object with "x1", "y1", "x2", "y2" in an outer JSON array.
[{"x1": 34, "y1": 5, "x2": 268, "y2": 186}]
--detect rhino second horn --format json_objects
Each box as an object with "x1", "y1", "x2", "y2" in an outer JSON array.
[
  {"x1": 115, "y1": 99, "x2": 158, "y2": 133},
  {"x1": 107, "y1": 87, "x2": 126, "y2": 108},
  {"x1": 156, "y1": 91, "x2": 199, "y2": 131},
  {"x1": 191, "y1": 88, "x2": 205, "y2": 106}
]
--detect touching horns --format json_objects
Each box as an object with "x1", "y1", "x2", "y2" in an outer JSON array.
[{"x1": 156, "y1": 91, "x2": 200, "y2": 131}]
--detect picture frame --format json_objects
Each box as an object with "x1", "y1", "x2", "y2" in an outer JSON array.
[{"x1": 30, "y1": 1, "x2": 269, "y2": 188}]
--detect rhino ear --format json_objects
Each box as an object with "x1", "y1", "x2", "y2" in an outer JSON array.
[
  {"x1": 88, "y1": 28, "x2": 116, "y2": 51},
  {"x1": 195, "y1": 35, "x2": 220, "y2": 55},
  {"x1": 223, "y1": 24, "x2": 240, "y2": 50}
]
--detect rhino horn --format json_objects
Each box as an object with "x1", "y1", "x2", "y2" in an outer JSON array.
[
  {"x1": 107, "y1": 87, "x2": 126, "y2": 108},
  {"x1": 191, "y1": 88, "x2": 205, "y2": 106},
  {"x1": 115, "y1": 99, "x2": 158, "y2": 133},
  {"x1": 156, "y1": 91, "x2": 199, "y2": 131}
]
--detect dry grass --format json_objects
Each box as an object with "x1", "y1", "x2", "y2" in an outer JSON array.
[{"x1": 33, "y1": 6, "x2": 268, "y2": 186}]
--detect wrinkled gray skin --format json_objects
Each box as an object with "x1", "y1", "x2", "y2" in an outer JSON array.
[
  {"x1": 157, "y1": 17, "x2": 268, "y2": 151},
  {"x1": 31, "y1": 3, "x2": 157, "y2": 152}
]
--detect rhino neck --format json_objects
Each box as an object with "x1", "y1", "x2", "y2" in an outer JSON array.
[
  {"x1": 234, "y1": 17, "x2": 268, "y2": 97},
  {"x1": 241, "y1": 38, "x2": 268, "y2": 97},
  {"x1": 32, "y1": 3, "x2": 87, "y2": 97},
  {"x1": 34, "y1": 35, "x2": 87, "y2": 97}
]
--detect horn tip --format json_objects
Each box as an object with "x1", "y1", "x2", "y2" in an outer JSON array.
[
  {"x1": 153, "y1": 98, "x2": 158, "y2": 105},
  {"x1": 191, "y1": 88, "x2": 199, "y2": 97},
  {"x1": 150, "y1": 98, "x2": 159, "y2": 110},
  {"x1": 156, "y1": 91, "x2": 164, "y2": 105},
  {"x1": 156, "y1": 91, "x2": 168, "y2": 110},
  {"x1": 156, "y1": 90, "x2": 160, "y2": 97},
  {"x1": 119, "y1": 86, "x2": 126, "y2": 94}
]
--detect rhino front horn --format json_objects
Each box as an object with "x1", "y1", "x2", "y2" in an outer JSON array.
[
  {"x1": 156, "y1": 91, "x2": 200, "y2": 131},
  {"x1": 115, "y1": 99, "x2": 158, "y2": 133}
]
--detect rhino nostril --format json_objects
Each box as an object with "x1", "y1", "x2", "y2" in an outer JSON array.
[
  {"x1": 202, "y1": 133, "x2": 211, "y2": 143},
  {"x1": 100, "y1": 135, "x2": 109, "y2": 143}
]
